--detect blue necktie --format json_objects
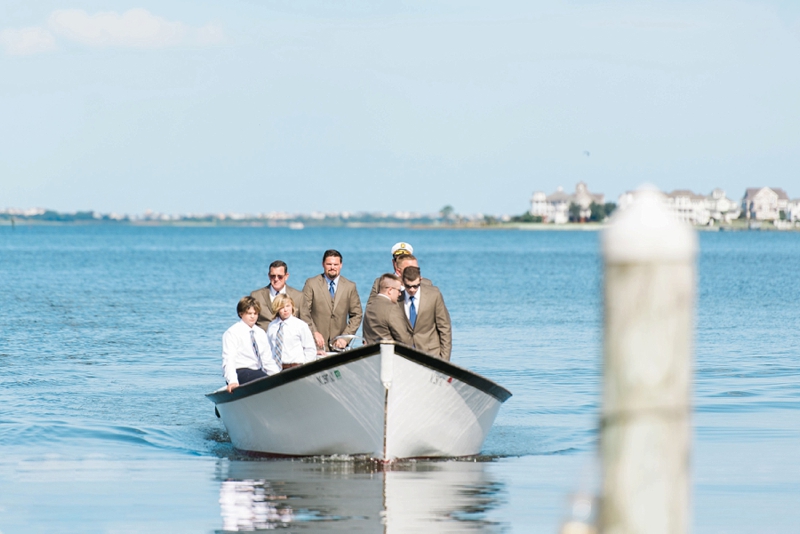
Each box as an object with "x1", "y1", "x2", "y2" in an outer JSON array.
[
  {"x1": 329, "y1": 280, "x2": 335, "y2": 299},
  {"x1": 409, "y1": 296, "x2": 417, "y2": 328}
]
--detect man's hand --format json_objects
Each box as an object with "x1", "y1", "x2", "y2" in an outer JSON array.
[
  {"x1": 227, "y1": 382, "x2": 239, "y2": 393},
  {"x1": 333, "y1": 337, "x2": 348, "y2": 350},
  {"x1": 313, "y1": 331, "x2": 326, "y2": 350}
]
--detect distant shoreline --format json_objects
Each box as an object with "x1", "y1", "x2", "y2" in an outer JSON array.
[{"x1": 2, "y1": 219, "x2": 798, "y2": 232}]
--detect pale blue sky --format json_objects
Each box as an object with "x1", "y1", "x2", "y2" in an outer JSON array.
[{"x1": 2, "y1": 1, "x2": 799, "y2": 215}]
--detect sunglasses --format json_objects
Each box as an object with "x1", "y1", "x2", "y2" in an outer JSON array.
[
  {"x1": 404, "y1": 283, "x2": 421, "y2": 289},
  {"x1": 269, "y1": 274, "x2": 286, "y2": 280}
]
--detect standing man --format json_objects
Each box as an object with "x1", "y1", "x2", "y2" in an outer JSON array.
[
  {"x1": 367, "y1": 242, "x2": 432, "y2": 304},
  {"x1": 301, "y1": 250, "x2": 362, "y2": 352},
  {"x1": 401, "y1": 266, "x2": 452, "y2": 361},
  {"x1": 250, "y1": 260, "x2": 304, "y2": 331},
  {"x1": 362, "y1": 274, "x2": 413, "y2": 346}
]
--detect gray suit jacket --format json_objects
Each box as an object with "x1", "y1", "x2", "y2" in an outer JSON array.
[
  {"x1": 401, "y1": 285, "x2": 452, "y2": 361},
  {"x1": 363, "y1": 295, "x2": 413, "y2": 346},
  {"x1": 250, "y1": 285, "x2": 304, "y2": 331},
  {"x1": 300, "y1": 274, "x2": 363, "y2": 351}
]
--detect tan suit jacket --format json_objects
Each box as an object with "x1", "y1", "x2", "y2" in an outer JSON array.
[
  {"x1": 363, "y1": 295, "x2": 413, "y2": 346},
  {"x1": 367, "y1": 276, "x2": 432, "y2": 308},
  {"x1": 300, "y1": 274, "x2": 363, "y2": 351},
  {"x1": 402, "y1": 285, "x2": 452, "y2": 361},
  {"x1": 250, "y1": 284, "x2": 304, "y2": 331}
]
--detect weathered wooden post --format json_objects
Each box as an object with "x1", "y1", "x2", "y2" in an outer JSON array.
[{"x1": 599, "y1": 188, "x2": 696, "y2": 533}]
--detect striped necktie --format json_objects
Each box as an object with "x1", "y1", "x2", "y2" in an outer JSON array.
[
  {"x1": 274, "y1": 321, "x2": 285, "y2": 367},
  {"x1": 250, "y1": 329, "x2": 263, "y2": 369},
  {"x1": 409, "y1": 296, "x2": 417, "y2": 328},
  {"x1": 329, "y1": 280, "x2": 335, "y2": 299}
]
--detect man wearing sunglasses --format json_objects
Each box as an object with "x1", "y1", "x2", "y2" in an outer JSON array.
[
  {"x1": 401, "y1": 266, "x2": 451, "y2": 361},
  {"x1": 250, "y1": 260, "x2": 305, "y2": 331}
]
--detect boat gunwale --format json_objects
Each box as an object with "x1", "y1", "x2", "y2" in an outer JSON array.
[{"x1": 206, "y1": 343, "x2": 512, "y2": 405}]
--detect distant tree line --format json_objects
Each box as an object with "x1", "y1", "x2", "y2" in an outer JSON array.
[
  {"x1": 510, "y1": 212, "x2": 543, "y2": 223},
  {"x1": 0, "y1": 210, "x2": 101, "y2": 222}
]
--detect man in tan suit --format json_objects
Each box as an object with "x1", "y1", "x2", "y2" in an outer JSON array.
[
  {"x1": 250, "y1": 260, "x2": 304, "y2": 331},
  {"x1": 363, "y1": 274, "x2": 413, "y2": 346},
  {"x1": 301, "y1": 250, "x2": 362, "y2": 352},
  {"x1": 400, "y1": 266, "x2": 452, "y2": 360},
  {"x1": 367, "y1": 244, "x2": 432, "y2": 305}
]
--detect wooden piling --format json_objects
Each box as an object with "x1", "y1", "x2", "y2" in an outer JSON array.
[{"x1": 599, "y1": 189, "x2": 696, "y2": 534}]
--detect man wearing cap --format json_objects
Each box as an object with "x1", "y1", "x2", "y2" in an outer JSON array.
[
  {"x1": 301, "y1": 249, "x2": 363, "y2": 352},
  {"x1": 367, "y1": 242, "x2": 432, "y2": 306},
  {"x1": 250, "y1": 260, "x2": 304, "y2": 331},
  {"x1": 362, "y1": 273, "x2": 413, "y2": 346},
  {"x1": 400, "y1": 266, "x2": 452, "y2": 360}
]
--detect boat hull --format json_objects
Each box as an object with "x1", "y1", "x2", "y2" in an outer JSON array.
[{"x1": 208, "y1": 343, "x2": 511, "y2": 461}]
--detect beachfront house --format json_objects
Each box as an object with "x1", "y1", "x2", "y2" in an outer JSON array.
[
  {"x1": 529, "y1": 182, "x2": 605, "y2": 223},
  {"x1": 741, "y1": 187, "x2": 790, "y2": 221},
  {"x1": 706, "y1": 188, "x2": 741, "y2": 223},
  {"x1": 665, "y1": 190, "x2": 711, "y2": 225},
  {"x1": 618, "y1": 188, "x2": 740, "y2": 225},
  {"x1": 788, "y1": 198, "x2": 800, "y2": 222}
]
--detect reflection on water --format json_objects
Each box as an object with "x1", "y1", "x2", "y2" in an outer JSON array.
[
  {"x1": 219, "y1": 479, "x2": 294, "y2": 531},
  {"x1": 215, "y1": 458, "x2": 505, "y2": 532}
]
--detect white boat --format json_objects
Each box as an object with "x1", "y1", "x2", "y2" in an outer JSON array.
[{"x1": 207, "y1": 342, "x2": 511, "y2": 461}]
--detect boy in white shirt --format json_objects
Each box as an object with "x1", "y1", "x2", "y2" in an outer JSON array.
[
  {"x1": 222, "y1": 296, "x2": 282, "y2": 393},
  {"x1": 267, "y1": 294, "x2": 318, "y2": 369}
]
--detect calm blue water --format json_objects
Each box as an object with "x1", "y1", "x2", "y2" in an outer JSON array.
[{"x1": 1, "y1": 226, "x2": 798, "y2": 532}]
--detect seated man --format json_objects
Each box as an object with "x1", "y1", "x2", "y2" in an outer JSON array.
[
  {"x1": 362, "y1": 274, "x2": 413, "y2": 346},
  {"x1": 222, "y1": 296, "x2": 281, "y2": 393},
  {"x1": 266, "y1": 294, "x2": 317, "y2": 370}
]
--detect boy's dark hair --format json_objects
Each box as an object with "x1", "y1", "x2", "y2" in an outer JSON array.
[{"x1": 237, "y1": 296, "x2": 261, "y2": 317}]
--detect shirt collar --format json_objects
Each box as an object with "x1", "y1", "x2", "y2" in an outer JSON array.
[
  {"x1": 404, "y1": 288, "x2": 420, "y2": 303},
  {"x1": 269, "y1": 285, "x2": 286, "y2": 298}
]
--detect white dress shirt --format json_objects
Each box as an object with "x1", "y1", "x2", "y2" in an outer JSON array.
[
  {"x1": 267, "y1": 315, "x2": 318, "y2": 365},
  {"x1": 222, "y1": 320, "x2": 281, "y2": 385},
  {"x1": 403, "y1": 288, "x2": 422, "y2": 323},
  {"x1": 268, "y1": 285, "x2": 286, "y2": 301}
]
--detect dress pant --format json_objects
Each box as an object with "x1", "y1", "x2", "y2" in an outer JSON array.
[{"x1": 236, "y1": 368, "x2": 268, "y2": 384}]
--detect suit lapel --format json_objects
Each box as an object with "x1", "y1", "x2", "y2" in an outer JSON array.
[{"x1": 416, "y1": 289, "x2": 431, "y2": 327}]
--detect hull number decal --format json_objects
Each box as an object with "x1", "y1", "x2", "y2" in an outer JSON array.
[
  {"x1": 316, "y1": 369, "x2": 342, "y2": 385},
  {"x1": 430, "y1": 372, "x2": 453, "y2": 386}
]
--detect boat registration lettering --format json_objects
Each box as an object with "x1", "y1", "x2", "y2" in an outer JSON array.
[
  {"x1": 430, "y1": 372, "x2": 453, "y2": 386},
  {"x1": 316, "y1": 369, "x2": 342, "y2": 385}
]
